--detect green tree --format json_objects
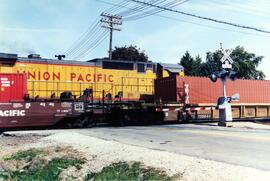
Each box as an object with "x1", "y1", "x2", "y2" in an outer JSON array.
[
  {"x1": 200, "y1": 46, "x2": 265, "y2": 80},
  {"x1": 232, "y1": 46, "x2": 265, "y2": 79},
  {"x1": 180, "y1": 51, "x2": 202, "y2": 76},
  {"x1": 112, "y1": 45, "x2": 148, "y2": 62},
  {"x1": 199, "y1": 50, "x2": 223, "y2": 76}
]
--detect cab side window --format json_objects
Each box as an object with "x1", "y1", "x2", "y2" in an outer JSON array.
[
  {"x1": 137, "y1": 63, "x2": 145, "y2": 73},
  {"x1": 103, "y1": 61, "x2": 134, "y2": 70}
]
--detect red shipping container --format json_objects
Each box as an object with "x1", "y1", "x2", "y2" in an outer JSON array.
[
  {"x1": 0, "y1": 73, "x2": 27, "y2": 102},
  {"x1": 155, "y1": 76, "x2": 270, "y2": 104}
]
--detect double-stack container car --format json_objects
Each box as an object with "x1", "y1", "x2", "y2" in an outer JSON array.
[{"x1": 155, "y1": 76, "x2": 270, "y2": 120}]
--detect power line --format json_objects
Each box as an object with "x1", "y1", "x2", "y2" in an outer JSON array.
[
  {"x1": 119, "y1": 0, "x2": 166, "y2": 17},
  {"x1": 81, "y1": 32, "x2": 110, "y2": 59},
  {"x1": 64, "y1": 18, "x2": 100, "y2": 56},
  {"x1": 67, "y1": 23, "x2": 103, "y2": 58},
  {"x1": 64, "y1": 1, "x2": 128, "y2": 59},
  {"x1": 65, "y1": 0, "x2": 270, "y2": 59},
  {"x1": 106, "y1": 0, "x2": 131, "y2": 14},
  {"x1": 69, "y1": 28, "x2": 104, "y2": 59},
  {"x1": 97, "y1": 0, "x2": 270, "y2": 37},
  {"x1": 65, "y1": 0, "x2": 189, "y2": 59},
  {"x1": 207, "y1": 0, "x2": 270, "y2": 17},
  {"x1": 66, "y1": 21, "x2": 101, "y2": 57},
  {"x1": 129, "y1": 0, "x2": 270, "y2": 34},
  {"x1": 122, "y1": 0, "x2": 178, "y2": 20},
  {"x1": 73, "y1": 29, "x2": 109, "y2": 59},
  {"x1": 124, "y1": 0, "x2": 190, "y2": 21}
]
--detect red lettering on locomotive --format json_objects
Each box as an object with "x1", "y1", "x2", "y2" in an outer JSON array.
[
  {"x1": 108, "y1": 75, "x2": 113, "y2": 82},
  {"x1": 77, "y1": 74, "x2": 84, "y2": 81},
  {"x1": 28, "y1": 71, "x2": 36, "y2": 80},
  {"x1": 86, "y1": 74, "x2": 91, "y2": 82},
  {"x1": 53, "y1": 72, "x2": 60, "y2": 81},
  {"x1": 97, "y1": 74, "x2": 102, "y2": 82},
  {"x1": 70, "y1": 73, "x2": 76, "y2": 81},
  {"x1": 43, "y1": 72, "x2": 50, "y2": 80}
]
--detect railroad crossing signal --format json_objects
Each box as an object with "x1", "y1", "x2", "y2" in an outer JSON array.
[
  {"x1": 209, "y1": 44, "x2": 238, "y2": 126},
  {"x1": 220, "y1": 48, "x2": 233, "y2": 69}
]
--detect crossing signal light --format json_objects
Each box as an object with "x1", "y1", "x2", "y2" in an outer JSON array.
[
  {"x1": 229, "y1": 71, "x2": 237, "y2": 81},
  {"x1": 210, "y1": 74, "x2": 218, "y2": 82},
  {"x1": 210, "y1": 70, "x2": 237, "y2": 82},
  {"x1": 219, "y1": 69, "x2": 229, "y2": 80}
]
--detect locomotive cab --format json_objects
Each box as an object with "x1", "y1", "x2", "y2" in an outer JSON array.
[{"x1": 157, "y1": 63, "x2": 184, "y2": 78}]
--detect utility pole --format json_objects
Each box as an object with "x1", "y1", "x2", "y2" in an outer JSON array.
[{"x1": 100, "y1": 13, "x2": 122, "y2": 61}]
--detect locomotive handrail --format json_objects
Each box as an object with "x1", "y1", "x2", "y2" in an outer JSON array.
[{"x1": 27, "y1": 79, "x2": 155, "y2": 99}]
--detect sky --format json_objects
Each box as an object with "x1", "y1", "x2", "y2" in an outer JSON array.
[{"x1": 0, "y1": 0, "x2": 270, "y2": 78}]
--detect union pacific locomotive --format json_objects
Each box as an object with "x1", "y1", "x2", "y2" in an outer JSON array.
[
  {"x1": 0, "y1": 53, "x2": 184, "y2": 101},
  {"x1": 0, "y1": 52, "x2": 184, "y2": 128}
]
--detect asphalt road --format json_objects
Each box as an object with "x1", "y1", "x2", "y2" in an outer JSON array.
[{"x1": 73, "y1": 124, "x2": 270, "y2": 171}]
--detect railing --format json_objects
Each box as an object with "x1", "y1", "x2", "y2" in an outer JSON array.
[{"x1": 27, "y1": 77, "x2": 155, "y2": 99}]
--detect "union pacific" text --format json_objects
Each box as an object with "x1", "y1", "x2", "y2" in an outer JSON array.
[{"x1": 17, "y1": 71, "x2": 114, "y2": 82}]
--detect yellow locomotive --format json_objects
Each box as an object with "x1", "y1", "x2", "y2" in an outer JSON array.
[{"x1": 0, "y1": 53, "x2": 184, "y2": 100}]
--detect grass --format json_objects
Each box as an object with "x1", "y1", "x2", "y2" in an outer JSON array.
[
  {"x1": 0, "y1": 148, "x2": 85, "y2": 181},
  {"x1": 84, "y1": 162, "x2": 172, "y2": 181},
  {"x1": 0, "y1": 172, "x2": 9, "y2": 180},
  {"x1": 6, "y1": 157, "x2": 84, "y2": 181},
  {"x1": 143, "y1": 168, "x2": 171, "y2": 181},
  {"x1": 4, "y1": 149, "x2": 42, "y2": 161},
  {"x1": 1, "y1": 149, "x2": 172, "y2": 181}
]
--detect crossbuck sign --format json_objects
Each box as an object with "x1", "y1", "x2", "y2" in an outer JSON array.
[{"x1": 220, "y1": 49, "x2": 233, "y2": 69}]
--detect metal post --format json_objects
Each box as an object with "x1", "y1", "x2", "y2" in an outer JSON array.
[{"x1": 222, "y1": 79, "x2": 227, "y2": 98}]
